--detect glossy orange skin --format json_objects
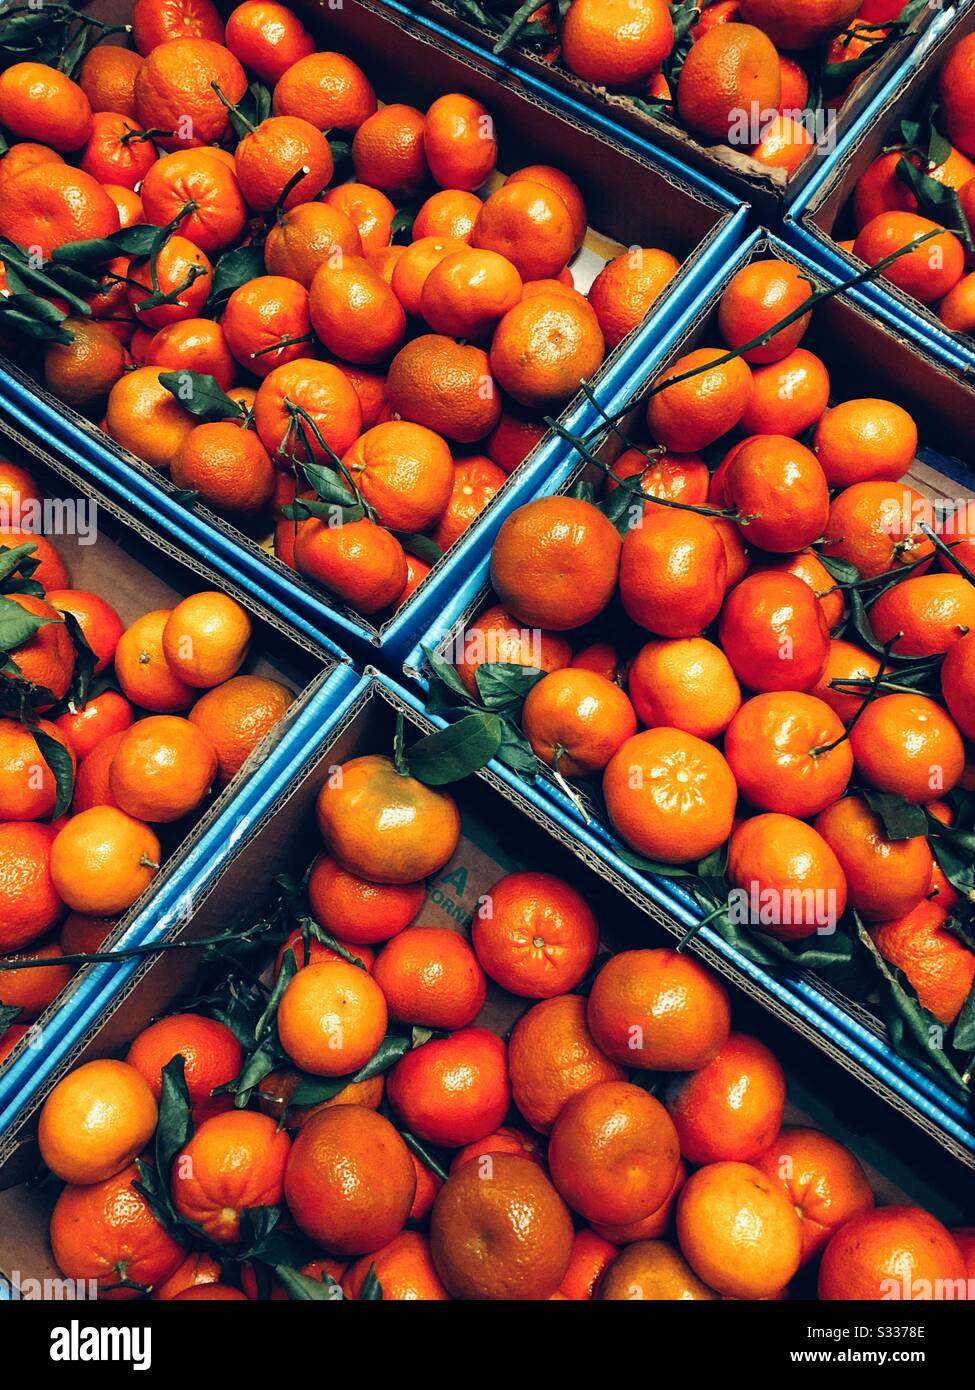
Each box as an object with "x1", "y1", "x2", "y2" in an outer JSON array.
[
  {"x1": 473, "y1": 180, "x2": 574, "y2": 282},
  {"x1": 490, "y1": 293, "x2": 605, "y2": 411},
  {"x1": 587, "y1": 947, "x2": 731, "y2": 1072},
  {"x1": 342, "y1": 420, "x2": 453, "y2": 534},
  {"x1": 126, "y1": 1011, "x2": 242, "y2": 1108},
  {"x1": 677, "y1": 1161, "x2": 802, "y2": 1300},
  {"x1": 0, "y1": 942, "x2": 73, "y2": 1021},
  {"x1": 646, "y1": 347, "x2": 753, "y2": 451},
  {"x1": 473, "y1": 870, "x2": 599, "y2": 998},
  {"x1": 114, "y1": 609, "x2": 195, "y2": 714},
  {"x1": 254, "y1": 358, "x2": 362, "y2": 463},
  {"x1": 222, "y1": 275, "x2": 312, "y2": 379},
  {"x1": 814, "y1": 796, "x2": 933, "y2": 923},
  {"x1": 449, "y1": 1124, "x2": 546, "y2": 1174},
  {"x1": 171, "y1": 419, "x2": 275, "y2": 517},
  {"x1": 850, "y1": 694, "x2": 965, "y2": 804},
  {"x1": 134, "y1": 37, "x2": 247, "y2": 151},
  {"x1": 718, "y1": 258, "x2": 812, "y2": 364},
  {"x1": 225, "y1": 0, "x2": 315, "y2": 83},
  {"x1": 871, "y1": 574, "x2": 975, "y2": 657},
  {"x1": 719, "y1": 572, "x2": 830, "y2": 693},
  {"x1": 385, "y1": 334, "x2": 501, "y2": 445},
  {"x1": 558, "y1": 1229, "x2": 617, "y2": 1299},
  {"x1": 508, "y1": 993, "x2": 625, "y2": 1134},
  {"x1": 273, "y1": 51, "x2": 376, "y2": 131},
  {"x1": 78, "y1": 46, "x2": 142, "y2": 117},
  {"x1": 110, "y1": 715, "x2": 217, "y2": 824},
  {"x1": 274, "y1": 929, "x2": 375, "y2": 978},
  {"x1": 818, "y1": 1205, "x2": 965, "y2": 1300},
  {"x1": 822, "y1": 480, "x2": 935, "y2": 579},
  {"x1": 2, "y1": 593, "x2": 75, "y2": 710},
  {"x1": 755, "y1": 1127, "x2": 875, "y2": 1265},
  {"x1": 521, "y1": 668, "x2": 637, "y2": 777},
  {"x1": 431, "y1": 455, "x2": 507, "y2": 552},
  {"x1": 127, "y1": 236, "x2": 212, "y2": 332},
  {"x1": 619, "y1": 509, "x2": 727, "y2": 637},
  {"x1": 306, "y1": 852, "x2": 424, "y2": 944},
  {"x1": 423, "y1": 93, "x2": 496, "y2": 191},
  {"x1": 487, "y1": 409, "x2": 548, "y2": 474},
  {"x1": 0, "y1": 163, "x2": 118, "y2": 258},
  {"x1": 561, "y1": 0, "x2": 673, "y2": 85},
  {"x1": 814, "y1": 397, "x2": 917, "y2": 487},
  {"x1": 153, "y1": 1251, "x2": 222, "y2": 1301},
  {"x1": 603, "y1": 727, "x2": 737, "y2": 865},
  {"x1": 607, "y1": 449, "x2": 710, "y2": 514},
  {"x1": 724, "y1": 691, "x2": 853, "y2": 818},
  {"x1": 548, "y1": 1080, "x2": 680, "y2": 1226},
  {"x1": 173, "y1": 1284, "x2": 248, "y2": 1301},
  {"x1": 0, "y1": 62, "x2": 93, "y2": 152},
  {"x1": 854, "y1": 213, "x2": 965, "y2": 304},
  {"x1": 50, "y1": 807, "x2": 161, "y2": 917},
  {"x1": 284, "y1": 1105, "x2": 416, "y2": 1255},
  {"x1": 344, "y1": 1231, "x2": 450, "y2": 1300},
  {"x1": 0, "y1": 718, "x2": 77, "y2": 823},
  {"x1": 587, "y1": 248, "x2": 680, "y2": 349},
  {"x1": 73, "y1": 732, "x2": 126, "y2": 814},
  {"x1": 46, "y1": 588, "x2": 124, "y2": 678},
  {"x1": 727, "y1": 812, "x2": 848, "y2": 942},
  {"x1": 598, "y1": 1240, "x2": 719, "y2": 1300},
  {"x1": 373, "y1": 926, "x2": 486, "y2": 1030},
  {"x1": 592, "y1": 1159, "x2": 687, "y2": 1245},
  {"x1": 871, "y1": 900, "x2": 975, "y2": 1026},
  {"x1": 725, "y1": 434, "x2": 829, "y2": 552},
  {"x1": 748, "y1": 548, "x2": 844, "y2": 631},
  {"x1": 50, "y1": 1165, "x2": 183, "y2": 1298},
  {"x1": 677, "y1": 23, "x2": 780, "y2": 141},
  {"x1": 453, "y1": 602, "x2": 572, "y2": 697},
  {"x1": 172, "y1": 1110, "x2": 291, "y2": 1243},
  {"x1": 941, "y1": 629, "x2": 975, "y2": 741},
  {"x1": 140, "y1": 151, "x2": 247, "y2": 256},
  {"x1": 38, "y1": 1059, "x2": 157, "y2": 1185},
  {"x1": 264, "y1": 201, "x2": 362, "y2": 289},
  {"x1": 627, "y1": 637, "x2": 740, "y2": 740},
  {"x1": 79, "y1": 111, "x2": 156, "y2": 189},
  {"x1": 490, "y1": 497, "x2": 621, "y2": 631},
  {"x1": 323, "y1": 182, "x2": 394, "y2": 252},
  {"x1": 277, "y1": 959, "x2": 387, "y2": 1077},
  {"x1": 387, "y1": 1027, "x2": 510, "y2": 1148},
  {"x1": 738, "y1": 349, "x2": 830, "y2": 438},
  {"x1": 665, "y1": 1032, "x2": 785, "y2": 1165},
  {"x1": 351, "y1": 102, "x2": 428, "y2": 195}
]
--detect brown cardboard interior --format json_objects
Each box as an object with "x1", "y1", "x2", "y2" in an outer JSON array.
[
  {"x1": 0, "y1": 418, "x2": 334, "y2": 1074},
  {"x1": 427, "y1": 236, "x2": 975, "y2": 1165},
  {"x1": 12, "y1": 0, "x2": 735, "y2": 645},
  {"x1": 400, "y1": 0, "x2": 937, "y2": 215},
  {"x1": 0, "y1": 678, "x2": 967, "y2": 1294}
]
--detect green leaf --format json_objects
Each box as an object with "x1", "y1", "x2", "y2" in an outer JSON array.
[
  {"x1": 53, "y1": 223, "x2": 159, "y2": 266},
  {"x1": 301, "y1": 461, "x2": 358, "y2": 507},
  {"x1": 358, "y1": 1265, "x2": 384, "y2": 1300},
  {"x1": 953, "y1": 979, "x2": 975, "y2": 1054},
  {"x1": 32, "y1": 727, "x2": 73, "y2": 819},
  {"x1": 474, "y1": 661, "x2": 545, "y2": 711},
  {"x1": 404, "y1": 712, "x2": 503, "y2": 785},
  {"x1": 423, "y1": 644, "x2": 473, "y2": 704},
  {"x1": 392, "y1": 532, "x2": 443, "y2": 566},
  {"x1": 896, "y1": 156, "x2": 975, "y2": 253},
  {"x1": 815, "y1": 549, "x2": 860, "y2": 586},
  {"x1": 494, "y1": 717, "x2": 539, "y2": 779},
  {"x1": 156, "y1": 1055, "x2": 195, "y2": 1173},
  {"x1": 288, "y1": 1032, "x2": 412, "y2": 1109},
  {"x1": 208, "y1": 242, "x2": 266, "y2": 310},
  {"x1": 0, "y1": 593, "x2": 53, "y2": 654},
  {"x1": 0, "y1": 542, "x2": 37, "y2": 585},
  {"x1": 862, "y1": 791, "x2": 928, "y2": 841},
  {"x1": 60, "y1": 608, "x2": 99, "y2": 712},
  {"x1": 158, "y1": 370, "x2": 243, "y2": 421},
  {"x1": 275, "y1": 1264, "x2": 342, "y2": 1301}
]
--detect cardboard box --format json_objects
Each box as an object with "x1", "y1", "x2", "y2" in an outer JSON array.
[
  {"x1": 0, "y1": 673, "x2": 967, "y2": 1297},
  {"x1": 787, "y1": 0, "x2": 975, "y2": 376},
  {"x1": 387, "y1": 0, "x2": 948, "y2": 220},
  {"x1": 0, "y1": 416, "x2": 359, "y2": 1128},
  {"x1": 0, "y1": 0, "x2": 746, "y2": 667},
  {"x1": 406, "y1": 229, "x2": 975, "y2": 1168}
]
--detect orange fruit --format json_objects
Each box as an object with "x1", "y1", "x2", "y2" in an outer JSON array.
[
  {"x1": 453, "y1": 602, "x2": 572, "y2": 697},
  {"x1": 677, "y1": 24, "x2": 781, "y2": 141},
  {"x1": 272, "y1": 50, "x2": 376, "y2": 130},
  {"x1": 134, "y1": 36, "x2": 247, "y2": 150},
  {"x1": 152, "y1": 1251, "x2": 222, "y2": 1301},
  {"x1": 421, "y1": 248, "x2": 522, "y2": 339},
  {"x1": 0, "y1": 457, "x2": 44, "y2": 527},
  {"x1": 938, "y1": 32, "x2": 975, "y2": 158},
  {"x1": 341, "y1": 420, "x2": 453, "y2": 533},
  {"x1": 322, "y1": 181, "x2": 394, "y2": 253},
  {"x1": 276, "y1": 959, "x2": 387, "y2": 1076},
  {"x1": 187, "y1": 674, "x2": 293, "y2": 785},
  {"x1": 44, "y1": 317, "x2": 130, "y2": 409},
  {"x1": 59, "y1": 912, "x2": 114, "y2": 955},
  {"x1": 387, "y1": 1027, "x2": 509, "y2": 1147},
  {"x1": 257, "y1": 1067, "x2": 383, "y2": 1130},
  {"x1": 619, "y1": 509, "x2": 727, "y2": 637},
  {"x1": 646, "y1": 347, "x2": 752, "y2": 451},
  {"x1": 558, "y1": 1229, "x2": 617, "y2": 1300},
  {"x1": 490, "y1": 292, "x2": 605, "y2": 409},
  {"x1": 222, "y1": 274, "x2": 312, "y2": 379},
  {"x1": 521, "y1": 668, "x2": 636, "y2": 776},
  {"x1": 0, "y1": 61, "x2": 92, "y2": 151},
  {"x1": 0, "y1": 142, "x2": 64, "y2": 202},
  {"x1": 146, "y1": 318, "x2": 236, "y2": 392},
  {"x1": 727, "y1": 812, "x2": 848, "y2": 941},
  {"x1": 343, "y1": 1231, "x2": 449, "y2": 1301},
  {"x1": 391, "y1": 234, "x2": 467, "y2": 316},
  {"x1": 413, "y1": 188, "x2": 482, "y2": 243},
  {"x1": 853, "y1": 212, "x2": 965, "y2": 303},
  {"x1": 306, "y1": 851, "x2": 424, "y2": 944},
  {"x1": 235, "y1": 113, "x2": 333, "y2": 213},
  {"x1": 665, "y1": 1031, "x2": 785, "y2": 1164},
  {"x1": 587, "y1": 947, "x2": 731, "y2": 1071},
  {"x1": 173, "y1": 1110, "x2": 290, "y2": 1243},
  {"x1": 508, "y1": 993, "x2": 625, "y2": 1135},
  {"x1": 273, "y1": 930, "x2": 375, "y2": 979},
  {"x1": 0, "y1": 718, "x2": 75, "y2": 823},
  {"x1": 225, "y1": 0, "x2": 314, "y2": 82},
  {"x1": 473, "y1": 180, "x2": 575, "y2": 281},
  {"x1": 0, "y1": 532, "x2": 70, "y2": 596},
  {"x1": 548, "y1": 1079, "x2": 680, "y2": 1226},
  {"x1": 0, "y1": 942, "x2": 73, "y2": 1021},
  {"x1": 587, "y1": 247, "x2": 680, "y2": 348},
  {"x1": 0, "y1": 163, "x2": 118, "y2": 258},
  {"x1": 822, "y1": 479, "x2": 935, "y2": 579},
  {"x1": 79, "y1": 110, "x2": 156, "y2": 188},
  {"x1": 264, "y1": 200, "x2": 362, "y2": 287},
  {"x1": 740, "y1": 0, "x2": 860, "y2": 47},
  {"x1": 293, "y1": 516, "x2": 407, "y2": 616},
  {"x1": 748, "y1": 548, "x2": 844, "y2": 630},
  {"x1": 73, "y1": 731, "x2": 125, "y2": 813},
  {"x1": 814, "y1": 397, "x2": 917, "y2": 487},
  {"x1": 171, "y1": 419, "x2": 275, "y2": 516},
  {"x1": 938, "y1": 270, "x2": 975, "y2": 333},
  {"x1": 316, "y1": 754, "x2": 460, "y2": 885},
  {"x1": 871, "y1": 574, "x2": 975, "y2": 657},
  {"x1": 560, "y1": 0, "x2": 674, "y2": 86},
  {"x1": 127, "y1": 1010, "x2": 242, "y2": 1111},
  {"x1": 105, "y1": 366, "x2": 196, "y2": 470},
  {"x1": 431, "y1": 1153, "x2": 573, "y2": 1300},
  {"x1": 570, "y1": 641, "x2": 625, "y2": 681},
  {"x1": 606, "y1": 448, "x2": 710, "y2": 514},
  {"x1": 871, "y1": 900, "x2": 975, "y2": 1026},
  {"x1": 818, "y1": 1205, "x2": 964, "y2": 1300},
  {"x1": 253, "y1": 358, "x2": 362, "y2": 463},
  {"x1": 941, "y1": 628, "x2": 975, "y2": 740},
  {"x1": 627, "y1": 637, "x2": 741, "y2": 739},
  {"x1": 490, "y1": 496, "x2": 621, "y2": 631},
  {"x1": 507, "y1": 164, "x2": 587, "y2": 251},
  {"x1": 755, "y1": 1127, "x2": 874, "y2": 1266},
  {"x1": 850, "y1": 693, "x2": 964, "y2": 803},
  {"x1": 449, "y1": 1124, "x2": 545, "y2": 1175},
  {"x1": 140, "y1": 149, "x2": 247, "y2": 255},
  {"x1": 727, "y1": 435, "x2": 830, "y2": 552},
  {"x1": 109, "y1": 714, "x2": 217, "y2": 823},
  {"x1": 372, "y1": 926, "x2": 486, "y2": 1030},
  {"x1": 597, "y1": 1240, "x2": 718, "y2": 1301},
  {"x1": 385, "y1": 334, "x2": 501, "y2": 445},
  {"x1": 2, "y1": 593, "x2": 75, "y2": 710},
  {"x1": 131, "y1": 0, "x2": 224, "y2": 53},
  {"x1": 853, "y1": 147, "x2": 975, "y2": 229},
  {"x1": 423, "y1": 93, "x2": 497, "y2": 191},
  {"x1": 738, "y1": 348, "x2": 830, "y2": 437},
  {"x1": 677, "y1": 1160, "x2": 802, "y2": 1299},
  {"x1": 719, "y1": 571, "x2": 830, "y2": 692},
  {"x1": 603, "y1": 727, "x2": 737, "y2": 864},
  {"x1": 724, "y1": 691, "x2": 853, "y2": 818},
  {"x1": 352, "y1": 102, "x2": 428, "y2": 194},
  {"x1": 127, "y1": 234, "x2": 212, "y2": 332},
  {"x1": 284, "y1": 1105, "x2": 415, "y2": 1254},
  {"x1": 50, "y1": 1164, "x2": 183, "y2": 1298},
  {"x1": 750, "y1": 113, "x2": 814, "y2": 172},
  {"x1": 814, "y1": 795, "x2": 933, "y2": 922},
  {"x1": 431, "y1": 454, "x2": 507, "y2": 551},
  {"x1": 114, "y1": 608, "x2": 195, "y2": 713},
  {"x1": 38, "y1": 1058, "x2": 157, "y2": 1185},
  {"x1": 50, "y1": 806, "x2": 161, "y2": 916},
  {"x1": 78, "y1": 45, "x2": 143, "y2": 118},
  {"x1": 718, "y1": 257, "x2": 813, "y2": 363},
  {"x1": 473, "y1": 869, "x2": 599, "y2": 998},
  {"x1": 172, "y1": 1285, "x2": 247, "y2": 1300},
  {"x1": 161, "y1": 591, "x2": 252, "y2": 689}
]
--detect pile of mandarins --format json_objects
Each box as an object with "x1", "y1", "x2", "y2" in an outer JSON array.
[
  {"x1": 0, "y1": 0, "x2": 683, "y2": 619},
  {"x1": 450, "y1": 254, "x2": 975, "y2": 1038},
  {"x1": 0, "y1": 453, "x2": 295, "y2": 1055},
  {"x1": 33, "y1": 753, "x2": 973, "y2": 1300}
]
